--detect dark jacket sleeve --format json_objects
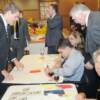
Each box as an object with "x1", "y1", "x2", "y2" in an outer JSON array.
[
  {"x1": 47, "y1": 16, "x2": 63, "y2": 29},
  {"x1": 0, "y1": 22, "x2": 8, "y2": 70}
]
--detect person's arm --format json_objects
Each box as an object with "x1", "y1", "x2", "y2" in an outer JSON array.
[
  {"x1": 12, "y1": 58, "x2": 24, "y2": 70},
  {"x1": 47, "y1": 16, "x2": 62, "y2": 29},
  {"x1": 1, "y1": 69, "x2": 13, "y2": 80},
  {"x1": 54, "y1": 52, "x2": 84, "y2": 76},
  {"x1": 9, "y1": 47, "x2": 24, "y2": 70},
  {"x1": 24, "y1": 20, "x2": 31, "y2": 42},
  {"x1": 76, "y1": 92, "x2": 86, "y2": 100},
  {"x1": 22, "y1": 19, "x2": 31, "y2": 52},
  {"x1": 85, "y1": 29, "x2": 100, "y2": 56},
  {"x1": 52, "y1": 55, "x2": 63, "y2": 69},
  {"x1": 76, "y1": 93, "x2": 96, "y2": 100}
]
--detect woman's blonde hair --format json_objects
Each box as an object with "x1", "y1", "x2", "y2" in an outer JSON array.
[{"x1": 69, "y1": 31, "x2": 84, "y2": 51}]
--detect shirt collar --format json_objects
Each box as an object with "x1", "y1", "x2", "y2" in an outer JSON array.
[
  {"x1": 51, "y1": 13, "x2": 56, "y2": 19},
  {"x1": 85, "y1": 11, "x2": 90, "y2": 26},
  {"x1": 0, "y1": 14, "x2": 8, "y2": 31}
]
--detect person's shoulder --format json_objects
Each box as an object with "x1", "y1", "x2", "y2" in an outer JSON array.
[
  {"x1": 20, "y1": 18, "x2": 28, "y2": 25},
  {"x1": 72, "y1": 49, "x2": 84, "y2": 59},
  {"x1": 55, "y1": 14, "x2": 62, "y2": 18},
  {"x1": 90, "y1": 11, "x2": 100, "y2": 17},
  {"x1": 20, "y1": 18, "x2": 27, "y2": 23}
]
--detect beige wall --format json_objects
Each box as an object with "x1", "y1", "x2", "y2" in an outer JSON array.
[
  {"x1": 58, "y1": 0, "x2": 98, "y2": 29},
  {"x1": 0, "y1": 0, "x2": 99, "y2": 29}
]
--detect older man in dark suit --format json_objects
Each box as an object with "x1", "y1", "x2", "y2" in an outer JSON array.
[
  {"x1": 45, "y1": 4, "x2": 63, "y2": 54},
  {"x1": 70, "y1": 4, "x2": 100, "y2": 57},
  {"x1": 70, "y1": 4, "x2": 100, "y2": 98}
]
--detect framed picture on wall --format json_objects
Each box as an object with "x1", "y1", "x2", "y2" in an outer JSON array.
[{"x1": 8, "y1": 0, "x2": 39, "y2": 10}]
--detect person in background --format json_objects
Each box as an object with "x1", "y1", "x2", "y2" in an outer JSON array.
[
  {"x1": 45, "y1": 4, "x2": 63, "y2": 54},
  {"x1": 45, "y1": 39, "x2": 84, "y2": 82},
  {"x1": 10, "y1": 11, "x2": 30, "y2": 60},
  {"x1": 77, "y1": 48, "x2": 100, "y2": 100},
  {"x1": 0, "y1": 3, "x2": 24, "y2": 82}
]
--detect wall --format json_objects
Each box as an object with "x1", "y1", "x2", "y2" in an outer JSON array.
[
  {"x1": 58, "y1": 0, "x2": 98, "y2": 29},
  {"x1": 0, "y1": 0, "x2": 99, "y2": 28}
]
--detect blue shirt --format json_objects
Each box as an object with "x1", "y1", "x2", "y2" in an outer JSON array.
[{"x1": 54, "y1": 49, "x2": 84, "y2": 81}]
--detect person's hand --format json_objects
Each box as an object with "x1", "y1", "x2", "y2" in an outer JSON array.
[
  {"x1": 44, "y1": 65, "x2": 53, "y2": 74},
  {"x1": 44, "y1": 66, "x2": 54, "y2": 81},
  {"x1": 76, "y1": 93, "x2": 96, "y2": 100},
  {"x1": 52, "y1": 57, "x2": 62, "y2": 69},
  {"x1": 1, "y1": 70, "x2": 13, "y2": 80},
  {"x1": 24, "y1": 46, "x2": 29, "y2": 51},
  {"x1": 85, "y1": 61, "x2": 94, "y2": 70},
  {"x1": 76, "y1": 93, "x2": 86, "y2": 100},
  {"x1": 13, "y1": 59, "x2": 24, "y2": 71}
]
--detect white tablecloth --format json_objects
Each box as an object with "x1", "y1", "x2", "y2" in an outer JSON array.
[
  {"x1": 3, "y1": 54, "x2": 60, "y2": 84},
  {"x1": 1, "y1": 84, "x2": 77, "y2": 100}
]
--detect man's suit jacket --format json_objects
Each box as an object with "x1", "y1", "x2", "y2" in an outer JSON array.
[
  {"x1": 0, "y1": 16, "x2": 15, "y2": 71},
  {"x1": 11, "y1": 18, "x2": 30, "y2": 49},
  {"x1": 86, "y1": 11, "x2": 100, "y2": 55},
  {"x1": 45, "y1": 14, "x2": 63, "y2": 47}
]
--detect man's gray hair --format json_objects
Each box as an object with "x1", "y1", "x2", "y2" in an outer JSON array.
[
  {"x1": 3, "y1": 3, "x2": 20, "y2": 14},
  {"x1": 70, "y1": 4, "x2": 90, "y2": 17},
  {"x1": 93, "y1": 48, "x2": 100, "y2": 63}
]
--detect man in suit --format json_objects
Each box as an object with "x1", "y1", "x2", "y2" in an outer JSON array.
[
  {"x1": 45, "y1": 4, "x2": 63, "y2": 54},
  {"x1": 0, "y1": 3, "x2": 23, "y2": 82},
  {"x1": 70, "y1": 4, "x2": 100, "y2": 57},
  {"x1": 10, "y1": 11, "x2": 30, "y2": 60}
]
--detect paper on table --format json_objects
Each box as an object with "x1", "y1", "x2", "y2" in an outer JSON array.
[
  {"x1": 38, "y1": 84, "x2": 57, "y2": 90},
  {"x1": 1, "y1": 84, "x2": 77, "y2": 100}
]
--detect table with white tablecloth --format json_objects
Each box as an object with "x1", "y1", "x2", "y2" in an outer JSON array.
[
  {"x1": 2, "y1": 54, "x2": 62, "y2": 84},
  {"x1": 1, "y1": 84, "x2": 77, "y2": 100}
]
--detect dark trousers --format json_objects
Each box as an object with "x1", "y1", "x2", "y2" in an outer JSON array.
[
  {"x1": 78, "y1": 69, "x2": 98, "y2": 98},
  {"x1": 48, "y1": 46, "x2": 57, "y2": 54},
  {"x1": 0, "y1": 74, "x2": 8, "y2": 99},
  {"x1": 0, "y1": 74, "x2": 4, "y2": 82},
  {"x1": 0, "y1": 83, "x2": 9, "y2": 99}
]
